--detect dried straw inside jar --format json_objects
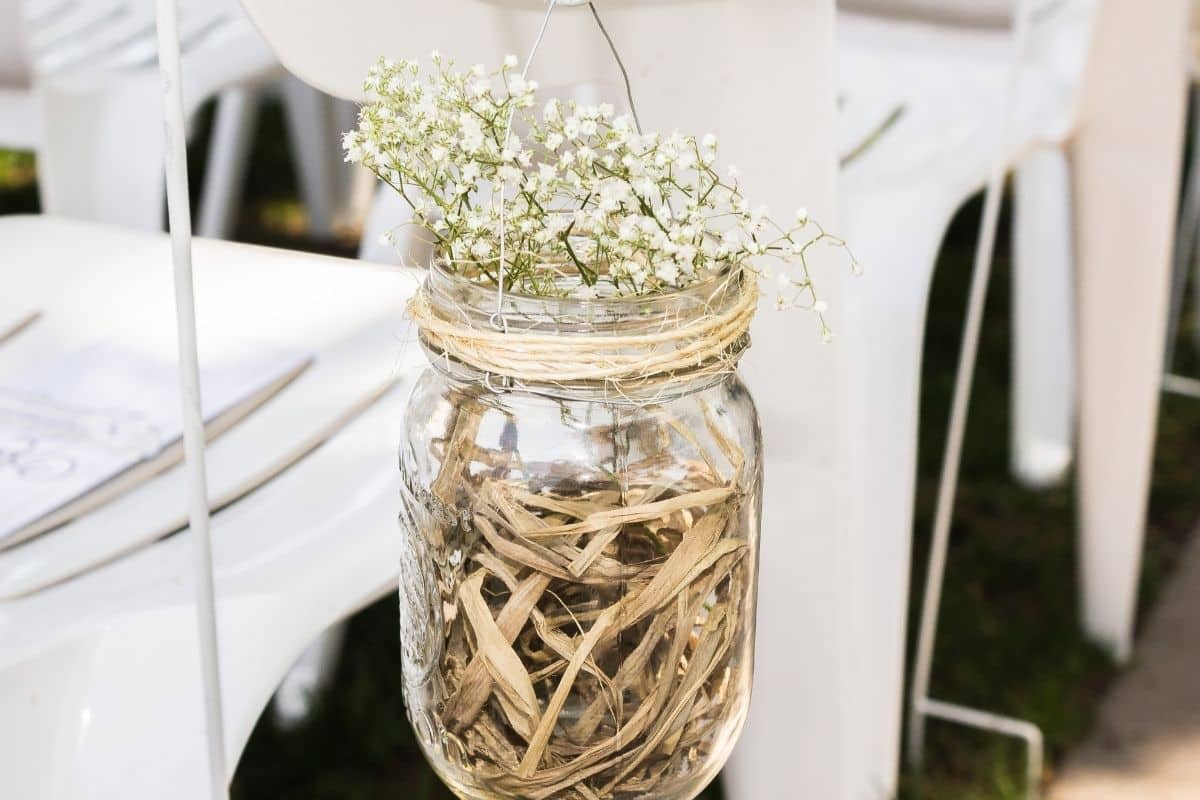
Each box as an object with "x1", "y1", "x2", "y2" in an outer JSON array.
[
  {"x1": 405, "y1": 264, "x2": 757, "y2": 799},
  {"x1": 411, "y1": 387, "x2": 753, "y2": 800}
]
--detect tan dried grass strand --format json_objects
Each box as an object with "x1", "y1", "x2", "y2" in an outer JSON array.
[
  {"x1": 444, "y1": 569, "x2": 551, "y2": 731},
  {"x1": 521, "y1": 485, "x2": 734, "y2": 538},
  {"x1": 516, "y1": 504, "x2": 739, "y2": 776},
  {"x1": 458, "y1": 572, "x2": 542, "y2": 741}
]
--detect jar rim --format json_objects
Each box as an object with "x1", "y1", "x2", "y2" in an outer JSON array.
[{"x1": 426, "y1": 256, "x2": 745, "y2": 337}]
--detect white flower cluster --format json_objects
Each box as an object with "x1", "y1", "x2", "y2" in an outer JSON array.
[{"x1": 345, "y1": 55, "x2": 857, "y2": 330}]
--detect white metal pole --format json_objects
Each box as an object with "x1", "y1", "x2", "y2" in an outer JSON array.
[{"x1": 154, "y1": 2, "x2": 229, "y2": 798}]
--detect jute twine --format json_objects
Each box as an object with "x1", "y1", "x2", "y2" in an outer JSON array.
[{"x1": 407, "y1": 273, "x2": 759, "y2": 392}]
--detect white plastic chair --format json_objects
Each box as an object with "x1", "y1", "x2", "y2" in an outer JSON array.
[
  {"x1": 0, "y1": 217, "x2": 428, "y2": 799},
  {"x1": 245, "y1": 4, "x2": 1192, "y2": 798},
  {"x1": 0, "y1": 2, "x2": 848, "y2": 798},
  {"x1": 0, "y1": 0, "x2": 346, "y2": 239},
  {"x1": 845, "y1": 2, "x2": 1075, "y2": 494},
  {"x1": 835, "y1": 3, "x2": 1086, "y2": 792},
  {"x1": 836, "y1": 0, "x2": 1189, "y2": 794}
]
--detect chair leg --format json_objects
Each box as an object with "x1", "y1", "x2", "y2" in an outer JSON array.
[
  {"x1": 281, "y1": 75, "x2": 338, "y2": 239},
  {"x1": 847, "y1": 191, "x2": 956, "y2": 799},
  {"x1": 196, "y1": 86, "x2": 261, "y2": 240},
  {"x1": 729, "y1": 187, "x2": 950, "y2": 800},
  {"x1": 272, "y1": 622, "x2": 348, "y2": 728},
  {"x1": 35, "y1": 74, "x2": 166, "y2": 231},
  {"x1": 1072, "y1": 0, "x2": 1189, "y2": 661},
  {"x1": 1010, "y1": 146, "x2": 1075, "y2": 488},
  {"x1": 1175, "y1": 87, "x2": 1200, "y2": 366}
]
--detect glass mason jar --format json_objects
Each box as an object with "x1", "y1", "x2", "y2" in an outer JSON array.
[{"x1": 398, "y1": 261, "x2": 762, "y2": 800}]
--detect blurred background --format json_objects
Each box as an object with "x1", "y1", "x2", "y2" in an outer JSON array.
[{"x1": 3, "y1": 2, "x2": 1200, "y2": 799}]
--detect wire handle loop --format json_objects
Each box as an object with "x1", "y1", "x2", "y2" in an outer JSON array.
[{"x1": 491, "y1": 0, "x2": 644, "y2": 336}]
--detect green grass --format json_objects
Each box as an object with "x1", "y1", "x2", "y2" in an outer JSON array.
[{"x1": 3, "y1": 100, "x2": 1200, "y2": 798}]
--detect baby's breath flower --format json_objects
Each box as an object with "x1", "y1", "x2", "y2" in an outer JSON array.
[{"x1": 346, "y1": 55, "x2": 858, "y2": 323}]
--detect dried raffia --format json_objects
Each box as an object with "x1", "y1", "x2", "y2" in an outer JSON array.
[
  {"x1": 408, "y1": 267, "x2": 758, "y2": 400},
  {"x1": 401, "y1": 382, "x2": 756, "y2": 799}
]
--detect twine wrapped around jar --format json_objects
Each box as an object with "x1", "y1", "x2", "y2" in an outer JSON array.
[{"x1": 407, "y1": 267, "x2": 759, "y2": 395}]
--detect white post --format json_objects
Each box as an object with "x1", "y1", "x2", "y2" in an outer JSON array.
[
  {"x1": 154, "y1": 2, "x2": 229, "y2": 798},
  {"x1": 1072, "y1": 0, "x2": 1190, "y2": 661}
]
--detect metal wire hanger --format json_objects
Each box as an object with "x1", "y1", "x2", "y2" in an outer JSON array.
[{"x1": 491, "y1": 0, "x2": 643, "y2": 338}]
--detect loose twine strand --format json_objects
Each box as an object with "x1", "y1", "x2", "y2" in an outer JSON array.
[{"x1": 494, "y1": 0, "x2": 644, "y2": 332}]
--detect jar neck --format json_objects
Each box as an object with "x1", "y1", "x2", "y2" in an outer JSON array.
[
  {"x1": 421, "y1": 340, "x2": 739, "y2": 403},
  {"x1": 420, "y1": 260, "x2": 750, "y2": 404},
  {"x1": 426, "y1": 258, "x2": 743, "y2": 333}
]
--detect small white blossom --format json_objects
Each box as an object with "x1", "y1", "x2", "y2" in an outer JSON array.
[
  {"x1": 345, "y1": 55, "x2": 858, "y2": 321},
  {"x1": 655, "y1": 261, "x2": 681, "y2": 285},
  {"x1": 498, "y1": 164, "x2": 522, "y2": 185}
]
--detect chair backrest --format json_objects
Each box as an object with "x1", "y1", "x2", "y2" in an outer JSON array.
[
  {"x1": 235, "y1": 2, "x2": 851, "y2": 796},
  {"x1": 235, "y1": 0, "x2": 847, "y2": 419},
  {"x1": 236, "y1": 1, "x2": 840, "y2": 229}
]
